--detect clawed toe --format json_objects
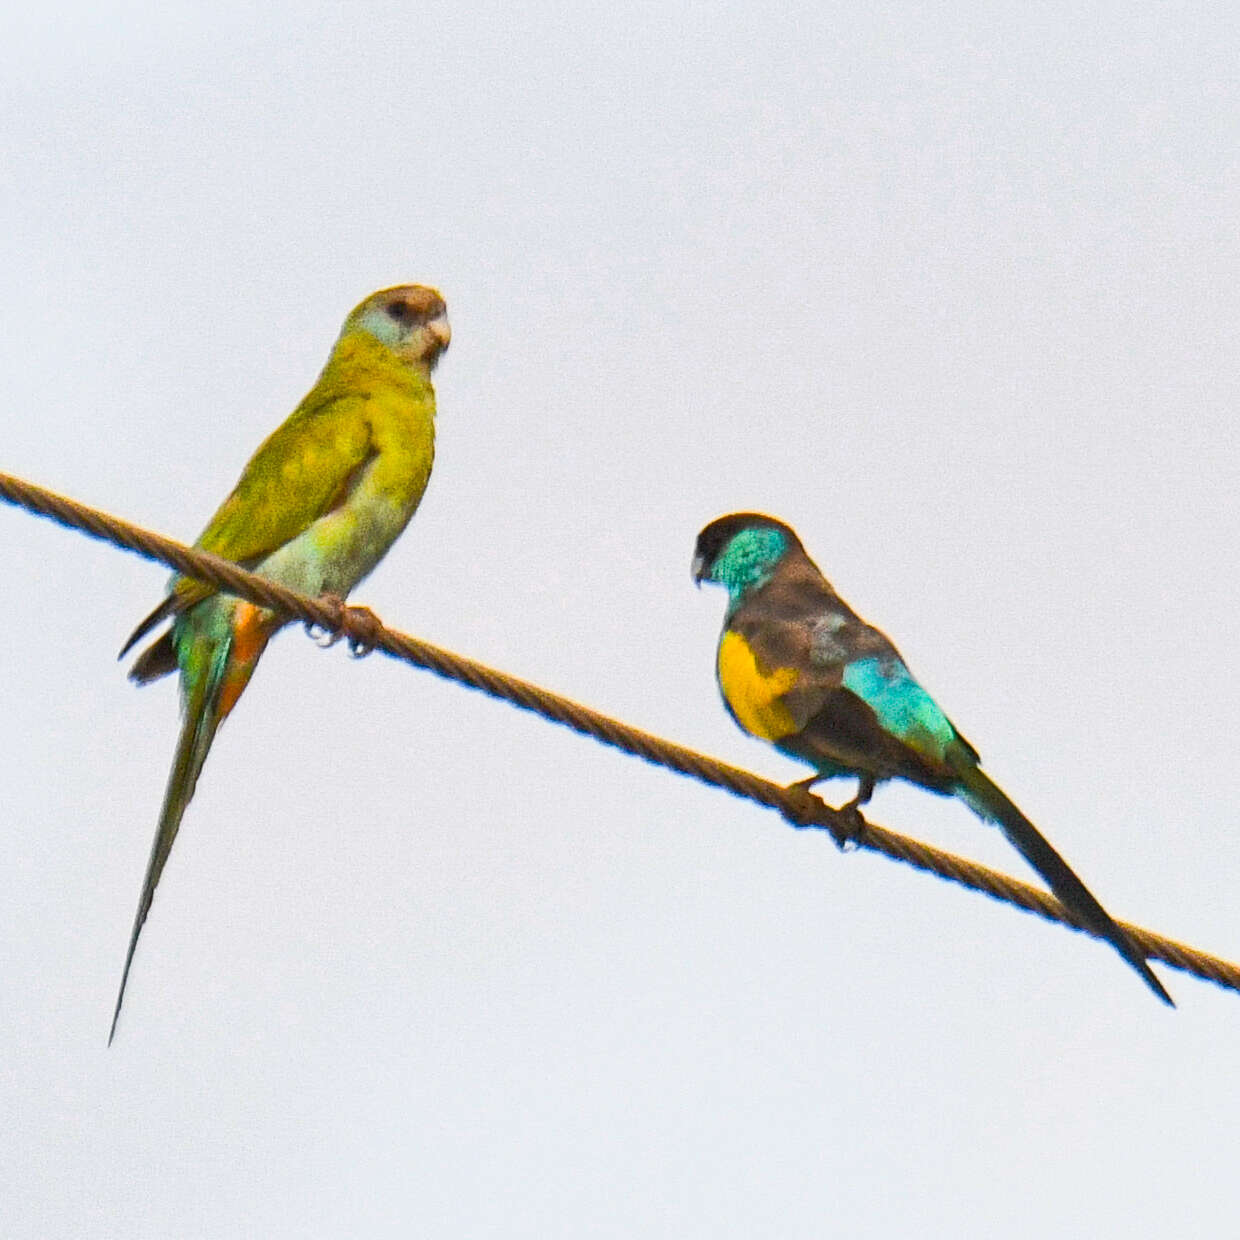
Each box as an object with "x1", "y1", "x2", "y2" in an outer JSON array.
[
  {"x1": 835, "y1": 804, "x2": 868, "y2": 851},
  {"x1": 307, "y1": 594, "x2": 383, "y2": 657},
  {"x1": 780, "y1": 780, "x2": 869, "y2": 851},
  {"x1": 339, "y1": 604, "x2": 382, "y2": 657},
  {"x1": 781, "y1": 783, "x2": 825, "y2": 830}
]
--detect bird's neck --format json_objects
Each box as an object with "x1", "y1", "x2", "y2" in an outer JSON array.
[
  {"x1": 325, "y1": 333, "x2": 434, "y2": 392},
  {"x1": 714, "y1": 530, "x2": 789, "y2": 614}
]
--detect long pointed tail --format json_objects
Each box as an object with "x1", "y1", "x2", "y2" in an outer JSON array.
[
  {"x1": 954, "y1": 763, "x2": 1173, "y2": 1006},
  {"x1": 109, "y1": 605, "x2": 269, "y2": 1044},
  {"x1": 108, "y1": 659, "x2": 224, "y2": 1044}
]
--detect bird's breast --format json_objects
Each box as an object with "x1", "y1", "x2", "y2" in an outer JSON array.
[{"x1": 716, "y1": 630, "x2": 800, "y2": 741}]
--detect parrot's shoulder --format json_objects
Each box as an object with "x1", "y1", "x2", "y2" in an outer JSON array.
[
  {"x1": 192, "y1": 389, "x2": 375, "y2": 561},
  {"x1": 733, "y1": 562, "x2": 879, "y2": 670}
]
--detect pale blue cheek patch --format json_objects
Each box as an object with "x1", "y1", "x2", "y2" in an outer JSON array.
[
  {"x1": 842, "y1": 656, "x2": 956, "y2": 752},
  {"x1": 357, "y1": 306, "x2": 405, "y2": 349}
]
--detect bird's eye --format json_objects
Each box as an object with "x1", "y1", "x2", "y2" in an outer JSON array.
[{"x1": 386, "y1": 301, "x2": 413, "y2": 324}]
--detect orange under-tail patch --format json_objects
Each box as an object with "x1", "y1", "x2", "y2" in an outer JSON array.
[{"x1": 217, "y1": 602, "x2": 273, "y2": 719}]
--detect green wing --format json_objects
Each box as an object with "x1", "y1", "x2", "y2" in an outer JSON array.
[
  {"x1": 196, "y1": 388, "x2": 374, "y2": 565},
  {"x1": 121, "y1": 389, "x2": 374, "y2": 666}
]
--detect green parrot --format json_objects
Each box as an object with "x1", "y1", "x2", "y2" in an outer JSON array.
[
  {"x1": 111, "y1": 284, "x2": 450, "y2": 1042},
  {"x1": 693, "y1": 512, "x2": 1171, "y2": 1005}
]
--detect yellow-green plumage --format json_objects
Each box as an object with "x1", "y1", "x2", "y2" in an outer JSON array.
[
  {"x1": 111, "y1": 285, "x2": 450, "y2": 1042},
  {"x1": 200, "y1": 334, "x2": 437, "y2": 566}
]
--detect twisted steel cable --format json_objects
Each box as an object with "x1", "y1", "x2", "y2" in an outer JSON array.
[{"x1": 2, "y1": 468, "x2": 1234, "y2": 995}]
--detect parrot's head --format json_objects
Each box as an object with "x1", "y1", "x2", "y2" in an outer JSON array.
[
  {"x1": 343, "y1": 284, "x2": 451, "y2": 372},
  {"x1": 692, "y1": 512, "x2": 802, "y2": 601}
]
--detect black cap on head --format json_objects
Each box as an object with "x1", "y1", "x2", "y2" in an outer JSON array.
[{"x1": 693, "y1": 512, "x2": 800, "y2": 579}]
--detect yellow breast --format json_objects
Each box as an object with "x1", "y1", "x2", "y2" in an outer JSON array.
[{"x1": 717, "y1": 630, "x2": 799, "y2": 741}]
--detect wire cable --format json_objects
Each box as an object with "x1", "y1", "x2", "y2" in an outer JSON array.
[{"x1": 1, "y1": 468, "x2": 1234, "y2": 996}]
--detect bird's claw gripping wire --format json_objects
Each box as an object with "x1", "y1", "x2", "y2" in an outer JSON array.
[
  {"x1": 307, "y1": 594, "x2": 384, "y2": 658},
  {"x1": 780, "y1": 780, "x2": 869, "y2": 852}
]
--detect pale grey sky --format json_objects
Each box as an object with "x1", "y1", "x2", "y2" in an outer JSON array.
[{"x1": 3, "y1": 3, "x2": 1239, "y2": 1236}]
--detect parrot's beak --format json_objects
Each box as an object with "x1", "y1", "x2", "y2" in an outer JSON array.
[
  {"x1": 691, "y1": 551, "x2": 706, "y2": 587},
  {"x1": 428, "y1": 315, "x2": 451, "y2": 351}
]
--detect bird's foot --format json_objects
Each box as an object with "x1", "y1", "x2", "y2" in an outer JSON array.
[
  {"x1": 832, "y1": 803, "x2": 869, "y2": 852},
  {"x1": 780, "y1": 782, "x2": 827, "y2": 830},
  {"x1": 787, "y1": 775, "x2": 823, "y2": 795},
  {"x1": 780, "y1": 778, "x2": 869, "y2": 850},
  {"x1": 310, "y1": 594, "x2": 384, "y2": 658}
]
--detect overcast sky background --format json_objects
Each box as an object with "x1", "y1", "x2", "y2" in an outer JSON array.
[{"x1": 3, "y1": 3, "x2": 1239, "y2": 1236}]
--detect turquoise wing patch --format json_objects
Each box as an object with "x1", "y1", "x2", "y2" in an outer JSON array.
[{"x1": 841, "y1": 655, "x2": 956, "y2": 758}]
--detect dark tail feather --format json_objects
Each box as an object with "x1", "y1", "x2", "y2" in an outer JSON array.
[
  {"x1": 121, "y1": 584, "x2": 218, "y2": 682},
  {"x1": 119, "y1": 595, "x2": 181, "y2": 659},
  {"x1": 954, "y1": 764, "x2": 1173, "y2": 1007},
  {"x1": 108, "y1": 644, "x2": 228, "y2": 1044},
  {"x1": 128, "y1": 632, "x2": 178, "y2": 684}
]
